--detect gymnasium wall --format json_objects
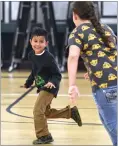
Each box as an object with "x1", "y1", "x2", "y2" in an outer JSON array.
[{"x1": 1, "y1": 2, "x2": 117, "y2": 67}]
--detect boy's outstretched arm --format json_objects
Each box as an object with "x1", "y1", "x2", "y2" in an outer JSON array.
[{"x1": 24, "y1": 70, "x2": 35, "y2": 88}]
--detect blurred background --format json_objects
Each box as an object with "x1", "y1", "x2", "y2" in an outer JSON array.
[{"x1": 1, "y1": 1, "x2": 117, "y2": 72}]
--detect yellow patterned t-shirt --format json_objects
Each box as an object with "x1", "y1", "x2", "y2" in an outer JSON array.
[{"x1": 68, "y1": 23, "x2": 117, "y2": 91}]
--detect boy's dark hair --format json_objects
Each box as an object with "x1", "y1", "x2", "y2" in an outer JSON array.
[
  {"x1": 72, "y1": 1, "x2": 111, "y2": 48},
  {"x1": 30, "y1": 27, "x2": 48, "y2": 41}
]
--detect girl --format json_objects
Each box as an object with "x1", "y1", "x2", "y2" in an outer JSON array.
[{"x1": 67, "y1": 2, "x2": 117, "y2": 146}]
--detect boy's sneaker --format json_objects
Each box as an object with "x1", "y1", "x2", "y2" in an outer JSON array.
[
  {"x1": 71, "y1": 106, "x2": 82, "y2": 126},
  {"x1": 33, "y1": 133, "x2": 54, "y2": 144}
]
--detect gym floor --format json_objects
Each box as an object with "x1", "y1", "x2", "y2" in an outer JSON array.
[{"x1": 1, "y1": 70, "x2": 112, "y2": 145}]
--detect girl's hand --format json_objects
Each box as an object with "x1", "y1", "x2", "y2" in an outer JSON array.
[
  {"x1": 68, "y1": 85, "x2": 80, "y2": 104},
  {"x1": 84, "y1": 72, "x2": 89, "y2": 80}
]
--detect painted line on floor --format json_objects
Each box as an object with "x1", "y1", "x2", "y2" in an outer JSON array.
[{"x1": 2, "y1": 93, "x2": 92, "y2": 97}]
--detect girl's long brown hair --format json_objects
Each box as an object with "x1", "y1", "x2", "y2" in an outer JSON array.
[{"x1": 72, "y1": 2, "x2": 111, "y2": 47}]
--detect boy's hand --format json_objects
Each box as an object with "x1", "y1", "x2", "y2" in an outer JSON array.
[
  {"x1": 44, "y1": 82, "x2": 56, "y2": 89},
  {"x1": 20, "y1": 84, "x2": 31, "y2": 88}
]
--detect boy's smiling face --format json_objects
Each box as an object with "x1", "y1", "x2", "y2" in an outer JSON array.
[{"x1": 30, "y1": 36, "x2": 48, "y2": 54}]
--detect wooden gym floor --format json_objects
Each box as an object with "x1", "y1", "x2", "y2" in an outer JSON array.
[{"x1": 1, "y1": 70, "x2": 112, "y2": 145}]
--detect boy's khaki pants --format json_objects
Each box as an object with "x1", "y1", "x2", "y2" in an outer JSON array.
[{"x1": 33, "y1": 90, "x2": 71, "y2": 138}]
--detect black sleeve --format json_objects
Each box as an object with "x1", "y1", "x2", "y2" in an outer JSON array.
[
  {"x1": 24, "y1": 70, "x2": 35, "y2": 88},
  {"x1": 28, "y1": 51, "x2": 33, "y2": 60},
  {"x1": 48, "y1": 55, "x2": 62, "y2": 86}
]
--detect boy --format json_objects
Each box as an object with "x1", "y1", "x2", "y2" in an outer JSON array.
[{"x1": 24, "y1": 27, "x2": 82, "y2": 144}]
